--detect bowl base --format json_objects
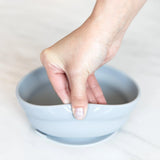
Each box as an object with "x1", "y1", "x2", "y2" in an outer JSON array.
[{"x1": 35, "y1": 129, "x2": 116, "y2": 145}]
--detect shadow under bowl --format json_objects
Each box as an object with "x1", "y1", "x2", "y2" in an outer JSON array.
[{"x1": 16, "y1": 65, "x2": 139, "y2": 145}]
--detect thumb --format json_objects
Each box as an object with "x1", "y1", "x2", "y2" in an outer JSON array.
[{"x1": 69, "y1": 74, "x2": 88, "y2": 120}]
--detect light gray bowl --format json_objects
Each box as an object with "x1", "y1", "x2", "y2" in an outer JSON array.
[{"x1": 16, "y1": 65, "x2": 139, "y2": 145}]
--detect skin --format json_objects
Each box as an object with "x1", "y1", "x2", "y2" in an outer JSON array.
[{"x1": 41, "y1": 0, "x2": 146, "y2": 120}]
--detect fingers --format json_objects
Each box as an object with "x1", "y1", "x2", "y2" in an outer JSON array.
[
  {"x1": 86, "y1": 83, "x2": 97, "y2": 104},
  {"x1": 45, "y1": 64, "x2": 70, "y2": 104},
  {"x1": 88, "y1": 74, "x2": 107, "y2": 104},
  {"x1": 68, "y1": 74, "x2": 88, "y2": 120},
  {"x1": 42, "y1": 56, "x2": 106, "y2": 120}
]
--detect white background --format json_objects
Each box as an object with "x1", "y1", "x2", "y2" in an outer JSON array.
[{"x1": 0, "y1": 0, "x2": 160, "y2": 159}]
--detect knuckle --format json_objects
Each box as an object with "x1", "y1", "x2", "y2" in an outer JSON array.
[
  {"x1": 90, "y1": 99, "x2": 97, "y2": 103},
  {"x1": 40, "y1": 48, "x2": 61, "y2": 68},
  {"x1": 95, "y1": 92, "x2": 104, "y2": 99},
  {"x1": 40, "y1": 48, "x2": 51, "y2": 63},
  {"x1": 72, "y1": 95, "x2": 87, "y2": 103},
  {"x1": 41, "y1": 48, "x2": 50, "y2": 56},
  {"x1": 57, "y1": 85, "x2": 68, "y2": 93},
  {"x1": 90, "y1": 84, "x2": 98, "y2": 89}
]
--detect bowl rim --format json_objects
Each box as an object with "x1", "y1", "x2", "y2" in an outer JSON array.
[{"x1": 16, "y1": 65, "x2": 140, "y2": 109}]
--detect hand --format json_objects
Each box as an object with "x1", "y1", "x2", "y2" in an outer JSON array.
[{"x1": 41, "y1": 0, "x2": 146, "y2": 120}]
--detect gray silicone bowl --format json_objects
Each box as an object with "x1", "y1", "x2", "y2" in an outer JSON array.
[{"x1": 16, "y1": 65, "x2": 139, "y2": 145}]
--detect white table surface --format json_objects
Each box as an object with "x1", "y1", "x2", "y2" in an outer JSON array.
[{"x1": 0, "y1": 0, "x2": 160, "y2": 159}]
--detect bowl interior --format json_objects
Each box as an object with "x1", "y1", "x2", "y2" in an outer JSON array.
[{"x1": 18, "y1": 66, "x2": 139, "y2": 106}]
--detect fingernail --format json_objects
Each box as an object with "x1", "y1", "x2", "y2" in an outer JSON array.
[{"x1": 73, "y1": 107, "x2": 85, "y2": 120}]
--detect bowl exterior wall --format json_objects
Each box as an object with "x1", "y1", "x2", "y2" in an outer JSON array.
[{"x1": 18, "y1": 98, "x2": 137, "y2": 138}]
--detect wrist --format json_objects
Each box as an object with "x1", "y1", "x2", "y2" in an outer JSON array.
[{"x1": 89, "y1": 0, "x2": 146, "y2": 42}]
